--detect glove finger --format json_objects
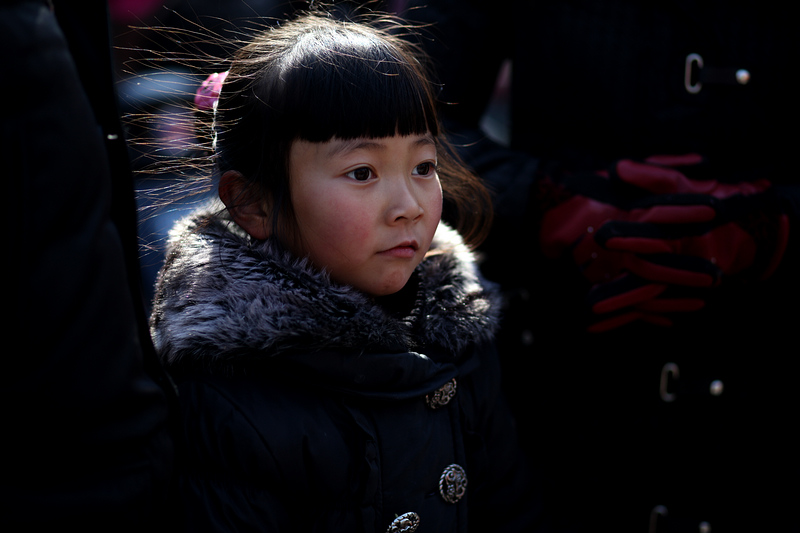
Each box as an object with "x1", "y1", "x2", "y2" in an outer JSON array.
[
  {"x1": 587, "y1": 310, "x2": 647, "y2": 333},
  {"x1": 615, "y1": 159, "x2": 714, "y2": 195},
  {"x1": 587, "y1": 310, "x2": 675, "y2": 333},
  {"x1": 629, "y1": 195, "x2": 718, "y2": 223},
  {"x1": 597, "y1": 220, "x2": 715, "y2": 253},
  {"x1": 587, "y1": 275, "x2": 667, "y2": 314},
  {"x1": 627, "y1": 253, "x2": 721, "y2": 287},
  {"x1": 605, "y1": 234, "x2": 673, "y2": 254},
  {"x1": 616, "y1": 159, "x2": 771, "y2": 198},
  {"x1": 643, "y1": 153, "x2": 705, "y2": 168}
]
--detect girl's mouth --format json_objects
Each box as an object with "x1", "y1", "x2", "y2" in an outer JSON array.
[{"x1": 379, "y1": 241, "x2": 419, "y2": 258}]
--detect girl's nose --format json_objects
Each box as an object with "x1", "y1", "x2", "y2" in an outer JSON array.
[{"x1": 388, "y1": 177, "x2": 424, "y2": 223}]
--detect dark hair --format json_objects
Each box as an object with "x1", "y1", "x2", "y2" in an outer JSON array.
[{"x1": 213, "y1": 11, "x2": 492, "y2": 247}]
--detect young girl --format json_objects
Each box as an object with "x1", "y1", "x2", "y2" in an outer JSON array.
[{"x1": 149, "y1": 9, "x2": 543, "y2": 533}]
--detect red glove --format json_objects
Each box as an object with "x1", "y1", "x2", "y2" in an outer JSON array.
[
  {"x1": 539, "y1": 154, "x2": 790, "y2": 331},
  {"x1": 584, "y1": 274, "x2": 705, "y2": 333}
]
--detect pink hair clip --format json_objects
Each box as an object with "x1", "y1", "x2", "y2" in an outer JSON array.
[{"x1": 194, "y1": 71, "x2": 229, "y2": 111}]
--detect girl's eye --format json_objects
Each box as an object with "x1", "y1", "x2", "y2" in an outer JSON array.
[
  {"x1": 346, "y1": 167, "x2": 373, "y2": 182},
  {"x1": 413, "y1": 162, "x2": 436, "y2": 177}
]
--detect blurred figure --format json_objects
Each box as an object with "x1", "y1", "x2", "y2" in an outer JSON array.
[
  {"x1": 1, "y1": 1, "x2": 174, "y2": 530},
  {"x1": 404, "y1": 1, "x2": 800, "y2": 532}
]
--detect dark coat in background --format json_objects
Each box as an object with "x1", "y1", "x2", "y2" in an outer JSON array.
[
  {"x1": 1, "y1": 0, "x2": 175, "y2": 530},
  {"x1": 404, "y1": 1, "x2": 800, "y2": 532},
  {"x1": 150, "y1": 204, "x2": 546, "y2": 533}
]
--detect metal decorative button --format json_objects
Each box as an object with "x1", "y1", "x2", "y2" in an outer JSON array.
[
  {"x1": 439, "y1": 464, "x2": 467, "y2": 504},
  {"x1": 709, "y1": 380, "x2": 724, "y2": 396},
  {"x1": 426, "y1": 378, "x2": 457, "y2": 409},
  {"x1": 736, "y1": 69, "x2": 750, "y2": 85},
  {"x1": 386, "y1": 512, "x2": 420, "y2": 533}
]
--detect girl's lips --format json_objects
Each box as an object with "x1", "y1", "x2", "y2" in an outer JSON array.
[{"x1": 379, "y1": 241, "x2": 419, "y2": 258}]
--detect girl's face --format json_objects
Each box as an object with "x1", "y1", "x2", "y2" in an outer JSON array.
[{"x1": 287, "y1": 133, "x2": 443, "y2": 296}]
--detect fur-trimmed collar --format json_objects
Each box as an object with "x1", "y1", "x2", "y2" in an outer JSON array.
[{"x1": 150, "y1": 201, "x2": 500, "y2": 376}]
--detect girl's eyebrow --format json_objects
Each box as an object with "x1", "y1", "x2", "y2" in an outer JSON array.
[
  {"x1": 326, "y1": 139, "x2": 382, "y2": 158},
  {"x1": 326, "y1": 134, "x2": 435, "y2": 158},
  {"x1": 415, "y1": 134, "x2": 436, "y2": 148}
]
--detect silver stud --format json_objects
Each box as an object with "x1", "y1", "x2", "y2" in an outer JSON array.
[
  {"x1": 426, "y1": 379, "x2": 457, "y2": 409},
  {"x1": 386, "y1": 512, "x2": 420, "y2": 533},
  {"x1": 699, "y1": 521, "x2": 711, "y2": 533},
  {"x1": 710, "y1": 380, "x2": 724, "y2": 396},
  {"x1": 439, "y1": 464, "x2": 468, "y2": 504},
  {"x1": 736, "y1": 69, "x2": 750, "y2": 85}
]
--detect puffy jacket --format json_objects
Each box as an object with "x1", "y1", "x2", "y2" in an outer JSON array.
[{"x1": 150, "y1": 203, "x2": 545, "y2": 533}]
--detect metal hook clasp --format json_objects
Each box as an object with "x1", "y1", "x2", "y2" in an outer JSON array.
[
  {"x1": 685, "y1": 53, "x2": 704, "y2": 94},
  {"x1": 660, "y1": 362, "x2": 679, "y2": 402},
  {"x1": 649, "y1": 505, "x2": 668, "y2": 533}
]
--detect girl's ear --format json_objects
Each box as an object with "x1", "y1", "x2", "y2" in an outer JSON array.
[{"x1": 219, "y1": 170, "x2": 271, "y2": 240}]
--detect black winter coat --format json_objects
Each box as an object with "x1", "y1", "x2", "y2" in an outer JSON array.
[
  {"x1": 406, "y1": 1, "x2": 800, "y2": 532},
  {"x1": 150, "y1": 204, "x2": 544, "y2": 533}
]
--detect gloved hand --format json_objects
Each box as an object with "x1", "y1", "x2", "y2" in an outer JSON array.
[
  {"x1": 584, "y1": 273, "x2": 705, "y2": 333},
  {"x1": 538, "y1": 154, "x2": 790, "y2": 331}
]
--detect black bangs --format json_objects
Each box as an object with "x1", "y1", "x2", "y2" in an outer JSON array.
[
  {"x1": 270, "y1": 26, "x2": 439, "y2": 142},
  {"x1": 213, "y1": 15, "x2": 443, "y2": 204}
]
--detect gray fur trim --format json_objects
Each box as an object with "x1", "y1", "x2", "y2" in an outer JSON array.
[{"x1": 149, "y1": 201, "x2": 500, "y2": 373}]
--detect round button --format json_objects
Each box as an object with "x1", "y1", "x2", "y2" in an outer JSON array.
[
  {"x1": 439, "y1": 464, "x2": 468, "y2": 503},
  {"x1": 426, "y1": 378, "x2": 457, "y2": 409},
  {"x1": 709, "y1": 380, "x2": 724, "y2": 396},
  {"x1": 386, "y1": 512, "x2": 420, "y2": 533},
  {"x1": 736, "y1": 69, "x2": 750, "y2": 85}
]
